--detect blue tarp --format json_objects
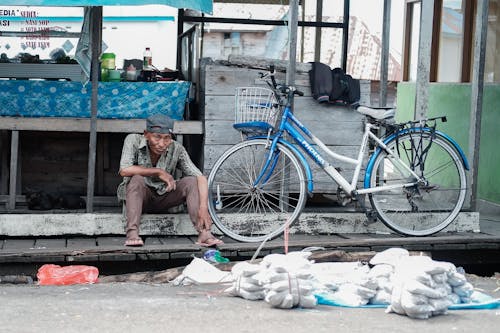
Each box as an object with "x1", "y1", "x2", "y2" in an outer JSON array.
[
  {"x1": 0, "y1": 1, "x2": 212, "y2": 14},
  {"x1": 0, "y1": 80, "x2": 190, "y2": 120},
  {"x1": 315, "y1": 291, "x2": 500, "y2": 310}
]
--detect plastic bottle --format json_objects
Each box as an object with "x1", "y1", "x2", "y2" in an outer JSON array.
[
  {"x1": 203, "y1": 249, "x2": 229, "y2": 263},
  {"x1": 100, "y1": 52, "x2": 115, "y2": 82},
  {"x1": 143, "y1": 47, "x2": 152, "y2": 69},
  {"x1": 37, "y1": 264, "x2": 99, "y2": 285}
]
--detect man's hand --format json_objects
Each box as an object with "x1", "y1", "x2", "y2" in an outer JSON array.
[{"x1": 158, "y1": 169, "x2": 176, "y2": 192}]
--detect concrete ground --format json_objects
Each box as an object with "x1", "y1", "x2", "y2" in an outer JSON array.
[
  {"x1": 0, "y1": 273, "x2": 499, "y2": 333},
  {"x1": 0, "y1": 208, "x2": 498, "y2": 332}
]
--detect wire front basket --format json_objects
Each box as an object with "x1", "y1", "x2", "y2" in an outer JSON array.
[{"x1": 233, "y1": 87, "x2": 280, "y2": 135}]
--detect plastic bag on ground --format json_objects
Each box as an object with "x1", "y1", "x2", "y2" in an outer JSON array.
[
  {"x1": 37, "y1": 264, "x2": 99, "y2": 286},
  {"x1": 172, "y1": 257, "x2": 233, "y2": 286}
]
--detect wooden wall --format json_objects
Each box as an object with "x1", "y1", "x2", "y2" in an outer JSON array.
[
  {"x1": 200, "y1": 58, "x2": 371, "y2": 195},
  {"x1": 12, "y1": 131, "x2": 125, "y2": 199}
]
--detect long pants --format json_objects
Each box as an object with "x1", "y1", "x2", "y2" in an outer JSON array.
[{"x1": 125, "y1": 175, "x2": 200, "y2": 238}]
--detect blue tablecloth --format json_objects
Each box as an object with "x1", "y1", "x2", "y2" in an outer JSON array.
[{"x1": 0, "y1": 80, "x2": 190, "y2": 120}]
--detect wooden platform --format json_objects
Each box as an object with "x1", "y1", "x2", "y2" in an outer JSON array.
[{"x1": 0, "y1": 229, "x2": 499, "y2": 265}]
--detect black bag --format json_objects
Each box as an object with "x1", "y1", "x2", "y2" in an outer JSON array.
[
  {"x1": 344, "y1": 74, "x2": 360, "y2": 104},
  {"x1": 330, "y1": 67, "x2": 349, "y2": 101},
  {"x1": 309, "y1": 62, "x2": 360, "y2": 105},
  {"x1": 308, "y1": 62, "x2": 332, "y2": 103}
]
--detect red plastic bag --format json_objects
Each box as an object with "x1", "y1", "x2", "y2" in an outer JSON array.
[{"x1": 37, "y1": 264, "x2": 99, "y2": 285}]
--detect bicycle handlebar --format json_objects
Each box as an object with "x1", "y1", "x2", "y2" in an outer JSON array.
[{"x1": 260, "y1": 65, "x2": 304, "y2": 98}]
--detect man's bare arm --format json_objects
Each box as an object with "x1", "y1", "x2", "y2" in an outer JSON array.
[{"x1": 120, "y1": 166, "x2": 176, "y2": 191}]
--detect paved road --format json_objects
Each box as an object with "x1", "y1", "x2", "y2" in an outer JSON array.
[{"x1": 0, "y1": 273, "x2": 498, "y2": 333}]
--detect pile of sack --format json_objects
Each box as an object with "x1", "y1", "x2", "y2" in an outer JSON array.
[
  {"x1": 226, "y1": 252, "x2": 317, "y2": 309},
  {"x1": 383, "y1": 251, "x2": 474, "y2": 319},
  {"x1": 223, "y1": 247, "x2": 477, "y2": 318}
]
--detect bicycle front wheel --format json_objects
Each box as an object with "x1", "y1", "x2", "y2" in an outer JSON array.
[
  {"x1": 208, "y1": 139, "x2": 307, "y2": 242},
  {"x1": 368, "y1": 131, "x2": 467, "y2": 236}
]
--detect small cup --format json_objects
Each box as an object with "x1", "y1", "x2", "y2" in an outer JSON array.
[
  {"x1": 126, "y1": 70, "x2": 137, "y2": 81},
  {"x1": 108, "y1": 69, "x2": 121, "y2": 82}
]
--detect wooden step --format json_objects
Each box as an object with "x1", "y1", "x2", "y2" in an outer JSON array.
[{"x1": 0, "y1": 212, "x2": 480, "y2": 237}]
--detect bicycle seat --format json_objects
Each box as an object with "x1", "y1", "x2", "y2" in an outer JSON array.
[{"x1": 355, "y1": 105, "x2": 395, "y2": 120}]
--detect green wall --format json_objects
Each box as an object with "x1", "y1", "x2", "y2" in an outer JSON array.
[{"x1": 397, "y1": 82, "x2": 500, "y2": 204}]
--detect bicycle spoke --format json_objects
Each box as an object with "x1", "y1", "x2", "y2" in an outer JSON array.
[
  {"x1": 208, "y1": 140, "x2": 306, "y2": 242},
  {"x1": 369, "y1": 133, "x2": 466, "y2": 236}
]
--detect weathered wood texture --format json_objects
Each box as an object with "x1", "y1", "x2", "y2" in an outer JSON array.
[
  {"x1": 0, "y1": 212, "x2": 481, "y2": 237},
  {"x1": 200, "y1": 59, "x2": 370, "y2": 194},
  {"x1": 0, "y1": 120, "x2": 204, "y2": 207}
]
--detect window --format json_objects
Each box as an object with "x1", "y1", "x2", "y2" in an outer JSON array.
[
  {"x1": 402, "y1": 0, "x2": 474, "y2": 82},
  {"x1": 437, "y1": 1, "x2": 465, "y2": 82}
]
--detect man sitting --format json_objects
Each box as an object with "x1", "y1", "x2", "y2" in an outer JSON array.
[{"x1": 117, "y1": 114, "x2": 224, "y2": 247}]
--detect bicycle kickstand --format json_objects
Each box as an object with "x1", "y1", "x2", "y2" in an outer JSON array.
[{"x1": 354, "y1": 193, "x2": 378, "y2": 224}]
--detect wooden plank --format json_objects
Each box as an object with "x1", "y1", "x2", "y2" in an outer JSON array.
[
  {"x1": 0, "y1": 131, "x2": 8, "y2": 195},
  {"x1": 99, "y1": 253, "x2": 136, "y2": 261},
  {"x1": 204, "y1": 120, "x2": 364, "y2": 146},
  {"x1": 204, "y1": 64, "x2": 312, "y2": 96},
  {"x1": 203, "y1": 62, "x2": 370, "y2": 102},
  {"x1": 2, "y1": 239, "x2": 34, "y2": 250},
  {"x1": 8, "y1": 130, "x2": 18, "y2": 210},
  {"x1": 67, "y1": 254, "x2": 100, "y2": 262},
  {"x1": 205, "y1": 95, "x2": 366, "y2": 122},
  {"x1": 158, "y1": 236, "x2": 194, "y2": 245},
  {"x1": 67, "y1": 237, "x2": 97, "y2": 248},
  {"x1": 96, "y1": 237, "x2": 124, "y2": 247},
  {"x1": 34, "y1": 239, "x2": 67, "y2": 249},
  {"x1": 144, "y1": 237, "x2": 162, "y2": 246},
  {"x1": 0, "y1": 118, "x2": 203, "y2": 134},
  {"x1": 96, "y1": 135, "x2": 105, "y2": 194}
]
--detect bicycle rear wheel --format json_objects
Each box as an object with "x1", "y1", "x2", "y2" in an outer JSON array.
[
  {"x1": 208, "y1": 139, "x2": 307, "y2": 242},
  {"x1": 368, "y1": 131, "x2": 467, "y2": 236}
]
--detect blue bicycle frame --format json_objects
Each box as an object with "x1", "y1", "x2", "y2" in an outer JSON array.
[{"x1": 250, "y1": 99, "x2": 469, "y2": 198}]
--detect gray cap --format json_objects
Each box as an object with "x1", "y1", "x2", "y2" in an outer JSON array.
[{"x1": 146, "y1": 114, "x2": 174, "y2": 134}]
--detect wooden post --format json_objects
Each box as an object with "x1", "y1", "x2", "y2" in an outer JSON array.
[
  {"x1": 414, "y1": 0, "x2": 434, "y2": 120},
  {"x1": 286, "y1": 0, "x2": 299, "y2": 86},
  {"x1": 379, "y1": 0, "x2": 391, "y2": 107},
  {"x1": 468, "y1": 0, "x2": 488, "y2": 212},
  {"x1": 314, "y1": 0, "x2": 323, "y2": 63},
  {"x1": 86, "y1": 6, "x2": 103, "y2": 213},
  {"x1": 8, "y1": 130, "x2": 19, "y2": 211},
  {"x1": 0, "y1": 131, "x2": 9, "y2": 195}
]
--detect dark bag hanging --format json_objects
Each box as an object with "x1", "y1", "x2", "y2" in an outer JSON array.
[
  {"x1": 330, "y1": 67, "x2": 349, "y2": 101},
  {"x1": 344, "y1": 74, "x2": 360, "y2": 104},
  {"x1": 310, "y1": 62, "x2": 361, "y2": 105},
  {"x1": 309, "y1": 62, "x2": 332, "y2": 103}
]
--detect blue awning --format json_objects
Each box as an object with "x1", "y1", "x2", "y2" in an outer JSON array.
[{"x1": 0, "y1": 0, "x2": 212, "y2": 14}]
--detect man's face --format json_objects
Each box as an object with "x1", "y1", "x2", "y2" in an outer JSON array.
[{"x1": 144, "y1": 131, "x2": 173, "y2": 156}]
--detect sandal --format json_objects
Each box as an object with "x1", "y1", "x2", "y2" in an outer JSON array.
[
  {"x1": 196, "y1": 230, "x2": 224, "y2": 247},
  {"x1": 124, "y1": 237, "x2": 144, "y2": 247}
]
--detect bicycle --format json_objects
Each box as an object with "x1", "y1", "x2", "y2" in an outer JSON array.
[{"x1": 207, "y1": 66, "x2": 469, "y2": 242}]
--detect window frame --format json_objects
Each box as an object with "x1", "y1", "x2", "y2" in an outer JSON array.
[{"x1": 402, "y1": 0, "x2": 474, "y2": 82}]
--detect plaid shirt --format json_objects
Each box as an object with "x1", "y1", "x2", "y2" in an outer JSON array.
[{"x1": 117, "y1": 133, "x2": 202, "y2": 201}]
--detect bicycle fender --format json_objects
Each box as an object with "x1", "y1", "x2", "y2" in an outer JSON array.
[
  {"x1": 252, "y1": 136, "x2": 314, "y2": 194},
  {"x1": 364, "y1": 128, "x2": 469, "y2": 189}
]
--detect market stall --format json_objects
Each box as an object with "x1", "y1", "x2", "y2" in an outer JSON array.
[{"x1": 0, "y1": 0, "x2": 212, "y2": 212}]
